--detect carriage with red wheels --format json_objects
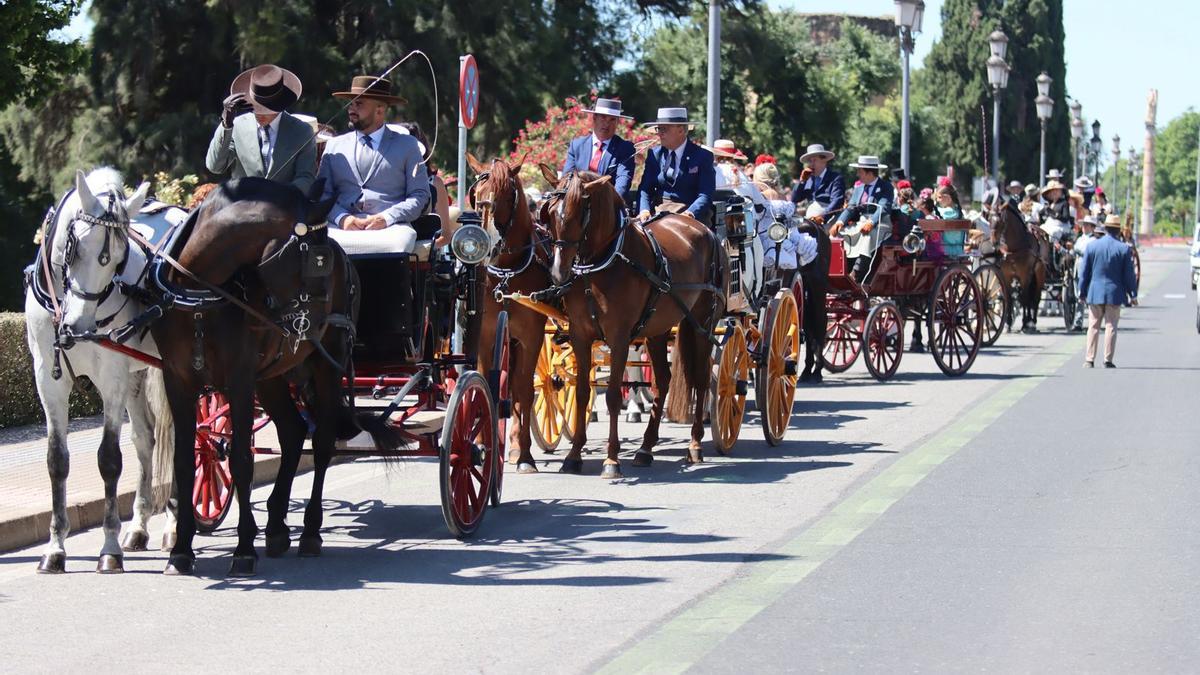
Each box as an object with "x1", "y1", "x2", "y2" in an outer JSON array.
[
  {"x1": 822, "y1": 216, "x2": 985, "y2": 381},
  {"x1": 190, "y1": 213, "x2": 510, "y2": 538}
]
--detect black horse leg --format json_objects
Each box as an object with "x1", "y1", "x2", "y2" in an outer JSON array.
[
  {"x1": 227, "y1": 379, "x2": 259, "y2": 576},
  {"x1": 258, "y1": 377, "x2": 306, "y2": 558},
  {"x1": 300, "y1": 358, "x2": 341, "y2": 556},
  {"x1": 164, "y1": 377, "x2": 198, "y2": 575}
]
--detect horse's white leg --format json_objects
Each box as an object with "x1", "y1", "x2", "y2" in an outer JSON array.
[
  {"x1": 27, "y1": 314, "x2": 74, "y2": 573},
  {"x1": 95, "y1": 373, "x2": 130, "y2": 573},
  {"x1": 122, "y1": 370, "x2": 153, "y2": 552}
]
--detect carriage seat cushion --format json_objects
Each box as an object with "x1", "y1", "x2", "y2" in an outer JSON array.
[{"x1": 328, "y1": 224, "x2": 434, "y2": 261}]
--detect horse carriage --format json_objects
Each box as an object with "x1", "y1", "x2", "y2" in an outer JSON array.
[
  {"x1": 27, "y1": 168, "x2": 510, "y2": 575},
  {"x1": 822, "y1": 208, "x2": 989, "y2": 381}
]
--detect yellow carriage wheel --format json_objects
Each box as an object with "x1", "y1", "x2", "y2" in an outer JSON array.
[
  {"x1": 710, "y1": 322, "x2": 750, "y2": 455},
  {"x1": 531, "y1": 336, "x2": 593, "y2": 453},
  {"x1": 756, "y1": 291, "x2": 800, "y2": 446}
]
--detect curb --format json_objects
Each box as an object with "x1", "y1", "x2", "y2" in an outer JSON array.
[{"x1": 0, "y1": 453, "x2": 320, "y2": 554}]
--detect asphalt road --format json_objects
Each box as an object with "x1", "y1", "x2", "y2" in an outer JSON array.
[{"x1": 0, "y1": 247, "x2": 1190, "y2": 673}]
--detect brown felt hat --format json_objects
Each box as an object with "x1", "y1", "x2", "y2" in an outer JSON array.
[
  {"x1": 231, "y1": 64, "x2": 302, "y2": 114},
  {"x1": 333, "y1": 75, "x2": 407, "y2": 105}
]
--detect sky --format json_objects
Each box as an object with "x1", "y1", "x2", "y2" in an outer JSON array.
[{"x1": 772, "y1": 0, "x2": 1195, "y2": 172}]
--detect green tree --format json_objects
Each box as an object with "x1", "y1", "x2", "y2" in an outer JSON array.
[
  {"x1": 0, "y1": 0, "x2": 86, "y2": 107},
  {"x1": 1149, "y1": 110, "x2": 1199, "y2": 236}
]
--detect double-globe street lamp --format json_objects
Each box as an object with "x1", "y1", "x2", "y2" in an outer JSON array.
[
  {"x1": 986, "y1": 30, "x2": 1010, "y2": 184},
  {"x1": 1035, "y1": 72, "x2": 1053, "y2": 187},
  {"x1": 895, "y1": 0, "x2": 925, "y2": 178},
  {"x1": 1126, "y1": 146, "x2": 1137, "y2": 215},
  {"x1": 1111, "y1": 134, "x2": 1121, "y2": 211},
  {"x1": 1090, "y1": 120, "x2": 1102, "y2": 186},
  {"x1": 1069, "y1": 100, "x2": 1083, "y2": 182}
]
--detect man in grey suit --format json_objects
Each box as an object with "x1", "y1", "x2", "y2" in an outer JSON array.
[
  {"x1": 1078, "y1": 214, "x2": 1139, "y2": 368},
  {"x1": 317, "y1": 75, "x2": 430, "y2": 253},
  {"x1": 205, "y1": 64, "x2": 316, "y2": 194}
]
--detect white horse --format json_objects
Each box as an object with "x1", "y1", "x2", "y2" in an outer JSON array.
[{"x1": 25, "y1": 168, "x2": 175, "y2": 573}]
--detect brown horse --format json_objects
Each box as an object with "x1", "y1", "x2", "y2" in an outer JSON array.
[
  {"x1": 990, "y1": 200, "x2": 1046, "y2": 332},
  {"x1": 538, "y1": 165, "x2": 726, "y2": 478},
  {"x1": 468, "y1": 154, "x2": 552, "y2": 475},
  {"x1": 151, "y1": 178, "x2": 395, "y2": 576}
]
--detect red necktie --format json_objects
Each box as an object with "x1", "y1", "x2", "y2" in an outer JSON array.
[{"x1": 589, "y1": 141, "x2": 605, "y2": 172}]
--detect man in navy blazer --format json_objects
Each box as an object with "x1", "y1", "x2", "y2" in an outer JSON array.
[
  {"x1": 562, "y1": 98, "x2": 637, "y2": 200},
  {"x1": 1078, "y1": 215, "x2": 1139, "y2": 367},
  {"x1": 790, "y1": 143, "x2": 845, "y2": 220},
  {"x1": 832, "y1": 155, "x2": 895, "y2": 282},
  {"x1": 318, "y1": 75, "x2": 429, "y2": 252},
  {"x1": 637, "y1": 107, "x2": 716, "y2": 226}
]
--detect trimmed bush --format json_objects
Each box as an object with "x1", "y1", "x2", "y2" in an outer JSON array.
[{"x1": 0, "y1": 312, "x2": 102, "y2": 428}]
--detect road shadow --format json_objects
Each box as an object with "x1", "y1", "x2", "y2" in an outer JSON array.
[
  {"x1": 190, "y1": 496, "x2": 790, "y2": 592},
  {"x1": 889, "y1": 371, "x2": 1044, "y2": 383}
]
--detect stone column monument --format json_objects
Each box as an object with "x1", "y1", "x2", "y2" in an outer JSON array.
[{"x1": 1140, "y1": 89, "x2": 1157, "y2": 236}]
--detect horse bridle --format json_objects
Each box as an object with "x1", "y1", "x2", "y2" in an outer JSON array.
[
  {"x1": 545, "y1": 172, "x2": 595, "y2": 257},
  {"x1": 61, "y1": 195, "x2": 131, "y2": 304}
]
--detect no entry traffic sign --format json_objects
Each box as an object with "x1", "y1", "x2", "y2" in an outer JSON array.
[{"x1": 460, "y1": 55, "x2": 479, "y2": 129}]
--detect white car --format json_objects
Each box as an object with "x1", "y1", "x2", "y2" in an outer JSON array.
[{"x1": 1191, "y1": 223, "x2": 1200, "y2": 289}]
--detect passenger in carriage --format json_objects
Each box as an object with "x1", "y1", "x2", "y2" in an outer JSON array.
[
  {"x1": 205, "y1": 64, "x2": 317, "y2": 194},
  {"x1": 710, "y1": 139, "x2": 771, "y2": 217},
  {"x1": 636, "y1": 107, "x2": 716, "y2": 226},
  {"x1": 789, "y1": 143, "x2": 845, "y2": 222},
  {"x1": 754, "y1": 162, "x2": 817, "y2": 288},
  {"x1": 562, "y1": 98, "x2": 637, "y2": 201},
  {"x1": 390, "y1": 122, "x2": 454, "y2": 245},
  {"x1": 830, "y1": 155, "x2": 894, "y2": 283},
  {"x1": 934, "y1": 179, "x2": 964, "y2": 219},
  {"x1": 317, "y1": 75, "x2": 430, "y2": 254}
]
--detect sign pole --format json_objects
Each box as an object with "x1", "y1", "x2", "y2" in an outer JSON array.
[{"x1": 457, "y1": 56, "x2": 468, "y2": 213}]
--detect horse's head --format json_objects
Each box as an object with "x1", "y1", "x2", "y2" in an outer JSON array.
[
  {"x1": 57, "y1": 169, "x2": 148, "y2": 339},
  {"x1": 538, "y1": 164, "x2": 616, "y2": 285},
  {"x1": 466, "y1": 153, "x2": 529, "y2": 257}
]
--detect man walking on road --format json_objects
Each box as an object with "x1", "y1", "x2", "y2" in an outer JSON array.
[{"x1": 1078, "y1": 215, "x2": 1139, "y2": 367}]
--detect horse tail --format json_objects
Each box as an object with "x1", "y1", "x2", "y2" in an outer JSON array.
[
  {"x1": 664, "y1": 331, "x2": 692, "y2": 423},
  {"x1": 146, "y1": 368, "x2": 175, "y2": 513}
]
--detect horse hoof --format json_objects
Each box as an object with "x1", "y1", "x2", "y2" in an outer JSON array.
[
  {"x1": 298, "y1": 536, "x2": 323, "y2": 558},
  {"x1": 686, "y1": 449, "x2": 704, "y2": 464},
  {"x1": 559, "y1": 458, "x2": 584, "y2": 474},
  {"x1": 265, "y1": 533, "x2": 291, "y2": 558},
  {"x1": 600, "y1": 463, "x2": 623, "y2": 479},
  {"x1": 631, "y1": 451, "x2": 653, "y2": 467},
  {"x1": 160, "y1": 532, "x2": 177, "y2": 552},
  {"x1": 507, "y1": 450, "x2": 522, "y2": 465},
  {"x1": 517, "y1": 462, "x2": 539, "y2": 475},
  {"x1": 121, "y1": 530, "x2": 149, "y2": 552},
  {"x1": 37, "y1": 553, "x2": 66, "y2": 574},
  {"x1": 96, "y1": 554, "x2": 124, "y2": 574},
  {"x1": 228, "y1": 555, "x2": 258, "y2": 577},
  {"x1": 163, "y1": 555, "x2": 195, "y2": 576}
]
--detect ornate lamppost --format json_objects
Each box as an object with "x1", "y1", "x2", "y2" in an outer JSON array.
[
  {"x1": 985, "y1": 30, "x2": 1010, "y2": 184},
  {"x1": 895, "y1": 0, "x2": 925, "y2": 178},
  {"x1": 1035, "y1": 72, "x2": 1053, "y2": 187},
  {"x1": 1090, "y1": 120, "x2": 1102, "y2": 186},
  {"x1": 1111, "y1": 134, "x2": 1121, "y2": 211},
  {"x1": 1069, "y1": 100, "x2": 1083, "y2": 181}
]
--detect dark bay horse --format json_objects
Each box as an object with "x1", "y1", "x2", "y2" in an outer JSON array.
[
  {"x1": 152, "y1": 178, "x2": 395, "y2": 576},
  {"x1": 796, "y1": 218, "x2": 831, "y2": 382},
  {"x1": 991, "y1": 201, "x2": 1046, "y2": 333},
  {"x1": 538, "y1": 165, "x2": 727, "y2": 478},
  {"x1": 468, "y1": 154, "x2": 551, "y2": 475}
]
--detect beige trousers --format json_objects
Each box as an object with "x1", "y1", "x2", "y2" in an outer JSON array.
[{"x1": 1086, "y1": 303, "x2": 1121, "y2": 364}]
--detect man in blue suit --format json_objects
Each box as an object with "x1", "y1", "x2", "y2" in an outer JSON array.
[
  {"x1": 637, "y1": 107, "x2": 716, "y2": 226},
  {"x1": 318, "y1": 75, "x2": 430, "y2": 252},
  {"x1": 1078, "y1": 214, "x2": 1139, "y2": 368},
  {"x1": 562, "y1": 98, "x2": 637, "y2": 201},
  {"x1": 831, "y1": 156, "x2": 895, "y2": 282},
  {"x1": 790, "y1": 143, "x2": 845, "y2": 220}
]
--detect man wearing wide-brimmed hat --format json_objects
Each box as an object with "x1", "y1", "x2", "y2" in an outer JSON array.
[
  {"x1": 562, "y1": 98, "x2": 637, "y2": 199},
  {"x1": 205, "y1": 64, "x2": 316, "y2": 193},
  {"x1": 790, "y1": 143, "x2": 844, "y2": 220},
  {"x1": 636, "y1": 107, "x2": 715, "y2": 225},
  {"x1": 317, "y1": 74, "x2": 429, "y2": 252},
  {"x1": 1078, "y1": 212, "x2": 1138, "y2": 367},
  {"x1": 831, "y1": 155, "x2": 894, "y2": 282}
]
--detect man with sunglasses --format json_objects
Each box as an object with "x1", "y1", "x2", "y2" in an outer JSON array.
[{"x1": 636, "y1": 107, "x2": 716, "y2": 227}]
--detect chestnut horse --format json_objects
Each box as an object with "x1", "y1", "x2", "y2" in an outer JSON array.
[
  {"x1": 991, "y1": 200, "x2": 1046, "y2": 333},
  {"x1": 468, "y1": 154, "x2": 552, "y2": 474},
  {"x1": 539, "y1": 166, "x2": 727, "y2": 478},
  {"x1": 152, "y1": 178, "x2": 395, "y2": 576}
]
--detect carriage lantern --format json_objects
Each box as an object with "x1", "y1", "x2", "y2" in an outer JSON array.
[
  {"x1": 450, "y1": 214, "x2": 492, "y2": 265},
  {"x1": 767, "y1": 221, "x2": 789, "y2": 244}
]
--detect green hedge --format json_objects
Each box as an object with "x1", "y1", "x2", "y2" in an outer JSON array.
[{"x1": 0, "y1": 312, "x2": 102, "y2": 428}]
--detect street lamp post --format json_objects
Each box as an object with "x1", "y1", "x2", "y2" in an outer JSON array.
[
  {"x1": 985, "y1": 30, "x2": 1010, "y2": 185},
  {"x1": 705, "y1": 0, "x2": 720, "y2": 146},
  {"x1": 1035, "y1": 72, "x2": 1053, "y2": 187},
  {"x1": 1069, "y1": 100, "x2": 1083, "y2": 181},
  {"x1": 1111, "y1": 134, "x2": 1121, "y2": 212},
  {"x1": 1126, "y1": 146, "x2": 1136, "y2": 216},
  {"x1": 895, "y1": 0, "x2": 925, "y2": 178},
  {"x1": 1090, "y1": 120, "x2": 1102, "y2": 187}
]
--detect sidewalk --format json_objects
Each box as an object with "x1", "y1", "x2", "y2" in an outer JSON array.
[{"x1": 0, "y1": 415, "x2": 297, "y2": 553}]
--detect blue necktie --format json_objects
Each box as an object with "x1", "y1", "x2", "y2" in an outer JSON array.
[
  {"x1": 665, "y1": 151, "x2": 677, "y2": 185},
  {"x1": 357, "y1": 135, "x2": 374, "y2": 179}
]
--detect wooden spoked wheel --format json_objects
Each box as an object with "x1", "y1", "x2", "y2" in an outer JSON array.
[
  {"x1": 531, "y1": 336, "x2": 592, "y2": 452},
  {"x1": 1061, "y1": 277, "x2": 1079, "y2": 330},
  {"x1": 439, "y1": 371, "x2": 498, "y2": 539},
  {"x1": 862, "y1": 302, "x2": 904, "y2": 382},
  {"x1": 487, "y1": 311, "x2": 509, "y2": 507},
  {"x1": 927, "y1": 266, "x2": 984, "y2": 377},
  {"x1": 756, "y1": 291, "x2": 800, "y2": 446},
  {"x1": 193, "y1": 392, "x2": 269, "y2": 533},
  {"x1": 710, "y1": 322, "x2": 750, "y2": 455},
  {"x1": 1132, "y1": 246, "x2": 1141, "y2": 289},
  {"x1": 972, "y1": 263, "x2": 1007, "y2": 347},
  {"x1": 823, "y1": 296, "x2": 865, "y2": 373}
]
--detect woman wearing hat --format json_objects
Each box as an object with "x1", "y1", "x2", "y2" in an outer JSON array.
[
  {"x1": 562, "y1": 98, "x2": 637, "y2": 199},
  {"x1": 790, "y1": 143, "x2": 845, "y2": 221},
  {"x1": 205, "y1": 64, "x2": 316, "y2": 194}
]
